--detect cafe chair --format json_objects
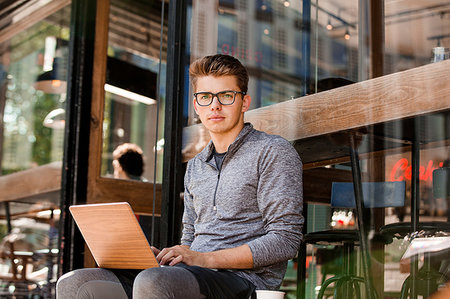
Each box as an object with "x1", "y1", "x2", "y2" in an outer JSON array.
[
  {"x1": 0, "y1": 238, "x2": 43, "y2": 298},
  {"x1": 305, "y1": 229, "x2": 361, "y2": 299},
  {"x1": 306, "y1": 181, "x2": 405, "y2": 299}
]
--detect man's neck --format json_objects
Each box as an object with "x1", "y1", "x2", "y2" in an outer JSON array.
[{"x1": 209, "y1": 123, "x2": 244, "y2": 153}]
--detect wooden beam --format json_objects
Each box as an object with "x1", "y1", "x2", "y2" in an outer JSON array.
[
  {"x1": 0, "y1": 0, "x2": 71, "y2": 44},
  {"x1": 182, "y1": 59, "x2": 450, "y2": 162},
  {"x1": 0, "y1": 162, "x2": 61, "y2": 202}
]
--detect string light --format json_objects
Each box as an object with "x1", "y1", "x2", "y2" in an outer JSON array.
[
  {"x1": 326, "y1": 17, "x2": 333, "y2": 30},
  {"x1": 344, "y1": 28, "x2": 350, "y2": 40}
]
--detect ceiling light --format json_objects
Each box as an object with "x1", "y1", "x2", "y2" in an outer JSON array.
[
  {"x1": 34, "y1": 57, "x2": 67, "y2": 94},
  {"x1": 104, "y1": 84, "x2": 157, "y2": 105},
  {"x1": 43, "y1": 108, "x2": 65, "y2": 129}
]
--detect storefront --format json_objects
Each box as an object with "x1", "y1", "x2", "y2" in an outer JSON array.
[{"x1": 0, "y1": 0, "x2": 448, "y2": 298}]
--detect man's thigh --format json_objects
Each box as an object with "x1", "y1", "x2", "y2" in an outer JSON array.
[
  {"x1": 134, "y1": 265, "x2": 255, "y2": 299},
  {"x1": 178, "y1": 265, "x2": 256, "y2": 299},
  {"x1": 133, "y1": 266, "x2": 203, "y2": 299},
  {"x1": 56, "y1": 268, "x2": 127, "y2": 299},
  {"x1": 77, "y1": 280, "x2": 128, "y2": 299}
]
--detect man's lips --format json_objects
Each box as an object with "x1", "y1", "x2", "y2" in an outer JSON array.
[{"x1": 208, "y1": 115, "x2": 225, "y2": 121}]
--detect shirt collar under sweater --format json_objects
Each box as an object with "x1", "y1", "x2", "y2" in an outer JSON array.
[{"x1": 201, "y1": 123, "x2": 254, "y2": 163}]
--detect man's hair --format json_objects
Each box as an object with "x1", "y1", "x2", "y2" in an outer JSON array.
[
  {"x1": 113, "y1": 143, "x2": 144, "y2": 177},
  {"x1": 189, "y1": 54, "x2": 249, "y2": 93}
]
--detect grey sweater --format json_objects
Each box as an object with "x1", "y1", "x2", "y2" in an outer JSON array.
[{"x1": 181, "y1": 123, "x2": 304, "y2": 290}]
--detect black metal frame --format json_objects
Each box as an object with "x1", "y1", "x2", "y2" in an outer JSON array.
[
  {"x1": 58, "y1": 0, "x2": 97, "y2": 275},
  {"x1": 349, "y1": 134, "x2": 376, "y2": 299},
  {"x1": 409, "y1": 118, "x2": 421, "y2": 299},
  {"x1": 301, "y1": 0, "x2": 311, "y2": 96},
  {"x1": 296, "y1": 2, "x2": 311, "y2": 297},
  {"x1": 160, "y1": 0, "x2": 187, "y2": 248}
]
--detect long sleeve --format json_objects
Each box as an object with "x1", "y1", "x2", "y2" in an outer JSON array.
[
  {"x1": 247, "y1": 139, "x2": 304, "y2": 267},
  {"x1": 181, "y1": 165, "x2": 197, "y2": 246}
]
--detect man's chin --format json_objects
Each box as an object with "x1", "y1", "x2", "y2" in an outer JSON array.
[{"x1": 204, "y1": 124, "x2": 227, "y2": 134}]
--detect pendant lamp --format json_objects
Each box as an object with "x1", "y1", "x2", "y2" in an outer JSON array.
[{"x1": 34, "y1": 56, "x2": 67, "y2": 94}]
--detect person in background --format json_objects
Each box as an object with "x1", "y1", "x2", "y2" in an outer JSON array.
[
  {"x1": 56, "y1": 54, "x2": 303, "y2": 299},
  {"x1": 112, "y1": 143, "x2": 146, "y2": 181}
]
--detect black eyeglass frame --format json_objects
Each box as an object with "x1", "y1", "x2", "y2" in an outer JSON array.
[{"x1": 193, "y1": 90, "x2": 247, "y2": 106}]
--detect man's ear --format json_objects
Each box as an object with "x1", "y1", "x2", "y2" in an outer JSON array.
[
  {"x1": 193, "y1": 97, "x2": 199, "y2": 114},
  {"x1": 112, "y1": 159, "x2": 120, "y2": 169},
  {"x1": 241, "y1": 94, "x2": 251, "y2": 113}
]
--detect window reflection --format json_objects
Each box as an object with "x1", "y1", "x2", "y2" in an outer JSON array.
[
  {"x1": 100, "y1": 0, "x2": 167, "y2": 183},
  {"x1": 385, "y1": 0, "x2": 450, "y2": 73},
  {"x1": 0, "y1": 3, "x2": 70, "y2": 296},
  {"x1": 184, "y1": 1, "x2": 450, "y2": 298},
  {"x1": 187, "y1": 0, "x2": 359, "y2": 125}
]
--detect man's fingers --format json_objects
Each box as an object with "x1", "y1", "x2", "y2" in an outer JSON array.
[
  {"x1": 155, "y1": 245, "x2": 193, "y2": 266},
  {"x1": 169, "y1": 255, "x2": 183, "y2": 266},
  {"x1": 151, "y1": 246, "x2": 160, "y2": 255},
  {"x1": 156, "y1": 248, "x2": 169, "y2": 262},
  {"x1": 159, "y1": 249, "x2": 177, "y2": 265}
]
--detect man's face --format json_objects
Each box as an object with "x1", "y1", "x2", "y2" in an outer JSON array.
[{"x1": 193, "y1": 75, "x2": 251, "y2": 136}]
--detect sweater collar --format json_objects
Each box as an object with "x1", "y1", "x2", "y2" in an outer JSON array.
[{"x1": 201, "y1": 123, "x2": 254, "y2": 162}]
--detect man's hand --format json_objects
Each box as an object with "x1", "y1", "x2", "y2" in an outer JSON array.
[
  {"x1": 155, "y1": 244, "x2": 253, "y2": 269},
  {"x1": 156, "y1": 245, "x2": 204, "y2": 267}
]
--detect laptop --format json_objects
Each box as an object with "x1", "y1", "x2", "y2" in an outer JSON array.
[{"x1": 69, "y1": 202, "x2": 159, "y2": 269}]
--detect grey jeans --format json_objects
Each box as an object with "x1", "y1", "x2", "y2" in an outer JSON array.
[{"x1": 56, "y1": 267, "x2": 202, "y2": 299}]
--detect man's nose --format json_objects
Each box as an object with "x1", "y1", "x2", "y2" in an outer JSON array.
[{"x1": 210, "y1": 95, "x2": 222, "y2": 110}]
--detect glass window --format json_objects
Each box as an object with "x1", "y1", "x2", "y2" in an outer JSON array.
[
  {"x1": 185, "y1": 0, "x2": 359, "y2": 122},
  {"x1": 182, "y1": 1, "x2": 450, "y2": 298},
  {"x1": 385, "y1": 0, "x2": 450, "y2": 73},
  {"x1": 0, "y1": 2, "x2": 70, "y2": 295},
  {"x1": 380, "y1": 3, "x2": 450, "y2": 296}
]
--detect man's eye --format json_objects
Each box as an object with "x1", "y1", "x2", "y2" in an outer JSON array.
[
  {"x1": 223, "y1": 93, "x2": 233, "y2": 98},
  {"x1": 200, "y1": 94, "x2": 210, "y2": 100}
]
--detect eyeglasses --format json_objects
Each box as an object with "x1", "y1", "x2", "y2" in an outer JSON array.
[{"x1": 194, "y1": 90, "x2": 246, "y2": 106}]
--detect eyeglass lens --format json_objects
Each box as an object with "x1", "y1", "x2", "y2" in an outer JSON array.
[{"x1": 195, "y1": 91, "x2": 239, "y2": 106}]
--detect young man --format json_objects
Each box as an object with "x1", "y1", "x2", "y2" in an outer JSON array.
[{"x1": 56, "y1": 54, "x2": 303, "y2": 299}]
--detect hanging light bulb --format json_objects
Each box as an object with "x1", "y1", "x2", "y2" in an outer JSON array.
[
  {"x1": 344, "y1": 28, "x2": 350, "y2": 40},
  {"x1": 326, "y1": 17, "x2": 333, "y2": 31}
]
